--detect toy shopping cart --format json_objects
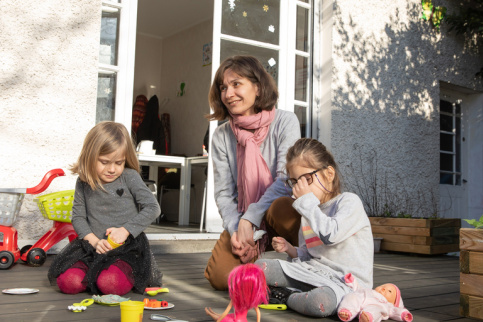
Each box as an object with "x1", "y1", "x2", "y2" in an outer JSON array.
[{"x1": 0, "y1": 169, "x2": 77, "y2": 269}]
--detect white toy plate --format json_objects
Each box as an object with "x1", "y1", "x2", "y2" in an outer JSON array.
[{"x1": 2, "y1": 288, "x2": 39, "y2": 295}]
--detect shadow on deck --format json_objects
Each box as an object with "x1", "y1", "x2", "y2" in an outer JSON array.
[{"x1": 0, "y1": 251, "x2": 478, "y2": 321}]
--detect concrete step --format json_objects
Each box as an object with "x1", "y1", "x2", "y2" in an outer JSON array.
[{"x1": 147, "y1": 233, "x2": 219, "y2": 254}]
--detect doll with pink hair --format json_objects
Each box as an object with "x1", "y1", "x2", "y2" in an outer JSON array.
[
  {"x1": 205, "y1": 264, "x2": 268, "y2": 322},
  {"x1": 338, "y1": 273, "x2": 413, "y2": 322}
]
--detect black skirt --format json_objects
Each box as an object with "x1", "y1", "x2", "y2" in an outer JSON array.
[{"x1": 48, "y1": 232, "x2": 162, "y2": 294}]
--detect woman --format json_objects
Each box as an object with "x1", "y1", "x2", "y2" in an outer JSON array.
[{"x1": 204, "y1": 55, "x2": 301, "y2": 290}]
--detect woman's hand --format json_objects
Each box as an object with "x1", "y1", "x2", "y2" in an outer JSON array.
[
  {"x1": 272, "y1": 236, "x2": 297, "y2": 258},
  {"x1": 292, "y1": 176, "x2": 312, "y2": 199},
  {"x1": 106, "y1": 227, "x2": 129, "y2": 244},
  {"x1": 237, "y1": 219, "x2": 255, "y2": 247},
  {"x1": 230, "y1": 232, "x2": 258, "y2": 263}
]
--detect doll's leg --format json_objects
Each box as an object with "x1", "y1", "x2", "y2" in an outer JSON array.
[
  {"x1": 96, "y1": 260, "x2": 134, "y2": 295},
  {"x1": 264, "y1": 197, "x2": 300, "y2": 247},
  {"x1": 359, "y1": 305, "x2": 383, "y2": 322},
  {"x1": 286, "y1": 286, "x2": 338, "y2": 318},
  {"x1": 204, "y1": 230, "x2": 244, "y2": 291},
  {"x1": 337, "y1": 292, "x2": 363, "y2": 321},
  {"x1": 56, "y1": 261, "x2": 88, "y2": 294}
]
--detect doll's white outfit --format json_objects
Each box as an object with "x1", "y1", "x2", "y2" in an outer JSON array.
[{"x1": 338, "y1": 274, "x2": 413, "y2": 322}]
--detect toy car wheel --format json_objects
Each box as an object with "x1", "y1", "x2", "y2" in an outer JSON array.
[
  {"x1": 20, "y1": 245, "x2": 32, "y2": 256},
  {"x1": 27, "y1": 248, "x2": 47, "y2": 267},
  {"x1": 0, "y1": 251, "x2": 15, "y2": 270}
]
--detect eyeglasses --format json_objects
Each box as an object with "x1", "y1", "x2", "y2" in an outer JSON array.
[{"x1": 285, "y1": 169, "x2": 323, "y2": 189}]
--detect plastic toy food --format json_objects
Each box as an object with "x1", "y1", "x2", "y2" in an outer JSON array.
[{"x1": 143, "y1": 298, "x2": 169, "y2": 308}]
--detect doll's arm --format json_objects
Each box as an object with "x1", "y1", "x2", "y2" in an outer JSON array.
[{"x1": 343, "y1": 273, "x2": 360, "y2": 291}]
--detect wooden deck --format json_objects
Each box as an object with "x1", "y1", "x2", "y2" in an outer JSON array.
[{"x1": 0, "y1": 251, "x2": 479, "y2": 322}]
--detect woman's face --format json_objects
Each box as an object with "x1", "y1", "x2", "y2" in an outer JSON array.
[{"x1": 220, "y1": 69, "x2": 259, "y2": 117}]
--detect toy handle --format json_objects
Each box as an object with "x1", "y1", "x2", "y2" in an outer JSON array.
[{"x1": 26, "y1": 168, "x2": 65, "y2": 194}]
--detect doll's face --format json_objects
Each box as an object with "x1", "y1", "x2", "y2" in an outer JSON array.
[{"x1": 375, "y1": 284, "x2": 397, "y2": 304}]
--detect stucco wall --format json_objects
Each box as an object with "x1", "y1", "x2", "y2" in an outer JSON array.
[
  {"x1": 328, "y1": 0, "x2": 483, "y2": 217},
  {"x1": 0, "y1": 1, "x2": 100, "y2": 243}
]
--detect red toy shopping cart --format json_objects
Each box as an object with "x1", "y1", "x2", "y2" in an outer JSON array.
[{"x1": 0, "y1": 169, "x2": 77, "y2": 269}]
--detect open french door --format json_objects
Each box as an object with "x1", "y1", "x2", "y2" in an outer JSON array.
[{"x1": 204, "y1": 0, "x2": 315, "y2": 232}]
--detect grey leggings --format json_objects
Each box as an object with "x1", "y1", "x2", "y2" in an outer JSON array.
[{"x1": 256, "y1": 259, "x2": 338, "y2": 318}]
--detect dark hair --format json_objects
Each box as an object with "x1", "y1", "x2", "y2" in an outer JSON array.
[
  {"x1": 207, "y1": 55, "x2": 278, "y2": 121},
  {"x1": 286, "y1": 138, "x2": 341, "y2": 199}
]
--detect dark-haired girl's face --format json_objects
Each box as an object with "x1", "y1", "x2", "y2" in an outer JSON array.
[{"x1": 220, "y1": 69, "x2": 259, "y2": 117}]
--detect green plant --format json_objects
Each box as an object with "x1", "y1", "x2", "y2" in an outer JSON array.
[{"x1": 464, "y1": 215, "x2": 483, "y2": 228}]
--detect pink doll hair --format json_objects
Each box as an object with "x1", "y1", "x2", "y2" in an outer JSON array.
[{"x1": 209, "y1": 264, "x2": 269, "y2": 322}]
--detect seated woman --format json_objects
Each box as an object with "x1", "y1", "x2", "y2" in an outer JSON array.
[{"x1": 204, "y1": 55, "x2": 301, "y2": 291}]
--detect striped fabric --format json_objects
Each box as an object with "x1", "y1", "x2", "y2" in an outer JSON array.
[{"x1": 302, "y1": 225, "x2": 324, "y2": 248}]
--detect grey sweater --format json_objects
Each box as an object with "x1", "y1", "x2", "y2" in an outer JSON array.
[
  {"x1": 278, "y1": 192, "x2": 374, "y2": 303},
  {"x1": 211, "y1": 109, "x2": 301, "y2": 234},
  {"x1": 71, "y1": 168, "x2": 161, "y2": 239}
]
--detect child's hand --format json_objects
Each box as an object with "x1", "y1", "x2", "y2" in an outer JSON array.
[
  {"x1": 96, "y1": 239, "x2": 112, "y2": 254},
  {"x1": 106, "y1": 227, "x2": 129, "y2": 244},
  {"x1": 292, "y1": 176, "x2": 312, "y2": 199},
  {"x1": 272, "y1": 236, "x2": 291, "y2": 253},
  {"x1": 272, "y1": 236, "x2": 298, "y2": 258}
]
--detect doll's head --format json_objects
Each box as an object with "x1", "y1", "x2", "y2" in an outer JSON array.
[
  {"x1": 375, "y1": 283, "x2": 402, "y2": 307},
  {"x1": 228, "y1": 264, "x2": 268, "y2": 312}
]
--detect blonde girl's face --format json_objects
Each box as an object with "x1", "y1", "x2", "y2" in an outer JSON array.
[
  {"x1": 96, "y1": 149, "x2": 126, "y2": 184},
  {"x1": 287, "y1": 164, "x2": 334, "y2": 203}
]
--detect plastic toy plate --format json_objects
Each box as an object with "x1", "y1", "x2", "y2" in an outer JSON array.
[
  {"x1": 2, "y1": 288, "x2": 39, "y2": 295},
  {"x1": 144, "y1": 303, "x2": 175, "y2": 310}
]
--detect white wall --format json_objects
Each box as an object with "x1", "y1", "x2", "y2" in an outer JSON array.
[
  {"x1": 325, "y1": 0, "x2": 483, "y2": 217},
  {"x1": 0, "y1": 1, "x2": 100, "y2": 243},
  {"x1": 133, "y1": 34, "x2": 163, "y2": 100}
]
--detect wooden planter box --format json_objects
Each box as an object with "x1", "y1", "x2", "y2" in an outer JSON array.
[
  {"x1": 460, "y1": 228, "x2": 483, "y2": 320},
  {"x1": 369, "y1": 217, "x2": 461, "y2": 255}
]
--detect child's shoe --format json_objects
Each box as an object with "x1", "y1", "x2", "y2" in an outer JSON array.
[{"x1": 268, "y1": 285, "x2": 300, "y2": 304}]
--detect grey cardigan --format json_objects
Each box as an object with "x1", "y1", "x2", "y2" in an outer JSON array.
[{"x1": 211, "y1": 109, "x2": 301, "y2": 234}]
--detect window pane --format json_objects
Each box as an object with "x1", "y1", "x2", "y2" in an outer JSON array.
[
  {"x1": 440, "y1": 133, "x2": 453, "y2": 152},
  {"x1": 440, "y1": 173, "x2": 453, "y2": 185},
  {"x1": 440, "y1": 114, "x2": 453, "y2": 132},
  {"x1": 221, "y1": 39, "x2": 279, "y2": 85},
  {"x1": 440, "y1": 153, "x2": 453, "y2": 172},
  {"x1": 440, "y1": 99, "x2": 452, "y2": 113},
  {"x1": 99, "y1": 9, "x2": 120, "y2": 65},
  {"x1": 294, "y1": 105, "x2": 306, "y2": 137},
  {"x1": 455, "y1": 116, "x2": 461, "y2": 172},
  {"x1": 221, "y1": 0, "x2": 280, "y2": 45},
  {"x1": 96, "y1": 73, "x2": 117, "y2": 123},
  {"x1": 296, "y1": 6, "x2": 309, "y2": 52},
  {"x1": 295, "y1": 55, "x2": 308, "y2": 101}
]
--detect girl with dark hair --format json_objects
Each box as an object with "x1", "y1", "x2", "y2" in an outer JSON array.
[{"x1": 255, "y1": 138, "x2": 374, "y2": 318}]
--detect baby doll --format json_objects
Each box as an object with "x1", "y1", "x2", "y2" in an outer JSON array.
[
  {"x1": 338, "y1": 273, "x2": 413, "y2": 322},
  {"x1": 205, "y1": 264, "x2": 268, "y2": 322}
]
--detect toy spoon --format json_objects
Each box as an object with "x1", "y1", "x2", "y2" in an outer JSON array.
[
  {"x1": 68, "y1": 298, "x2": 94, "y2": 312},
  {"x1": 146, "y1": 287, "x2": 170, "y2": 296}
]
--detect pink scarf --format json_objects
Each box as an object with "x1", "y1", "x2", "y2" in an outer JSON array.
[{"x1": 229, "y1": 108, "x2": 276, "y2": 213}]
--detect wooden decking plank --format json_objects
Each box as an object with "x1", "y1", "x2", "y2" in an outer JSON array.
[{"x1": 0, "y1": 251, "x2": 478, "y2": 321}]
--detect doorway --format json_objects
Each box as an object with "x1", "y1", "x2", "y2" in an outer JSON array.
[{"x1": 133, "y1": 0, "x2": 214, "y2": 231}]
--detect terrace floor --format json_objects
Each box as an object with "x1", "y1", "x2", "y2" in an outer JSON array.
[{"x1": 0, "y1": 250, "x2": 479, "y2": 322}]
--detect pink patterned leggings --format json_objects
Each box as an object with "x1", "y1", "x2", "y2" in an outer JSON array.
[{"x1": 56, "y1": 260, "x2": 134, "y2": 295}]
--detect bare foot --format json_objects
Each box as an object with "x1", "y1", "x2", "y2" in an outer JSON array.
[
  {"x1": 205, "y1": 307, "x2": 221, "y2": 321},
  {"x1": 360, "y1": 311, "x2": 371, "y2": 322}
]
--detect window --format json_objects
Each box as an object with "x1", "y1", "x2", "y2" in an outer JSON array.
[
  {"x1": 440, "y1": 99, "x2": 462, "y2": 185},
  {"x1": 96, "y1": 0, "x2": 137, "y2": 127}
]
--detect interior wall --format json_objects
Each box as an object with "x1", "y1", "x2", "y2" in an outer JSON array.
[
  {"x1": 159, "y1": 19, "x2": 213, "y2": 158},
  {"x1": 133, "y1": 34, "x2": 163, "y2": 101}
]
